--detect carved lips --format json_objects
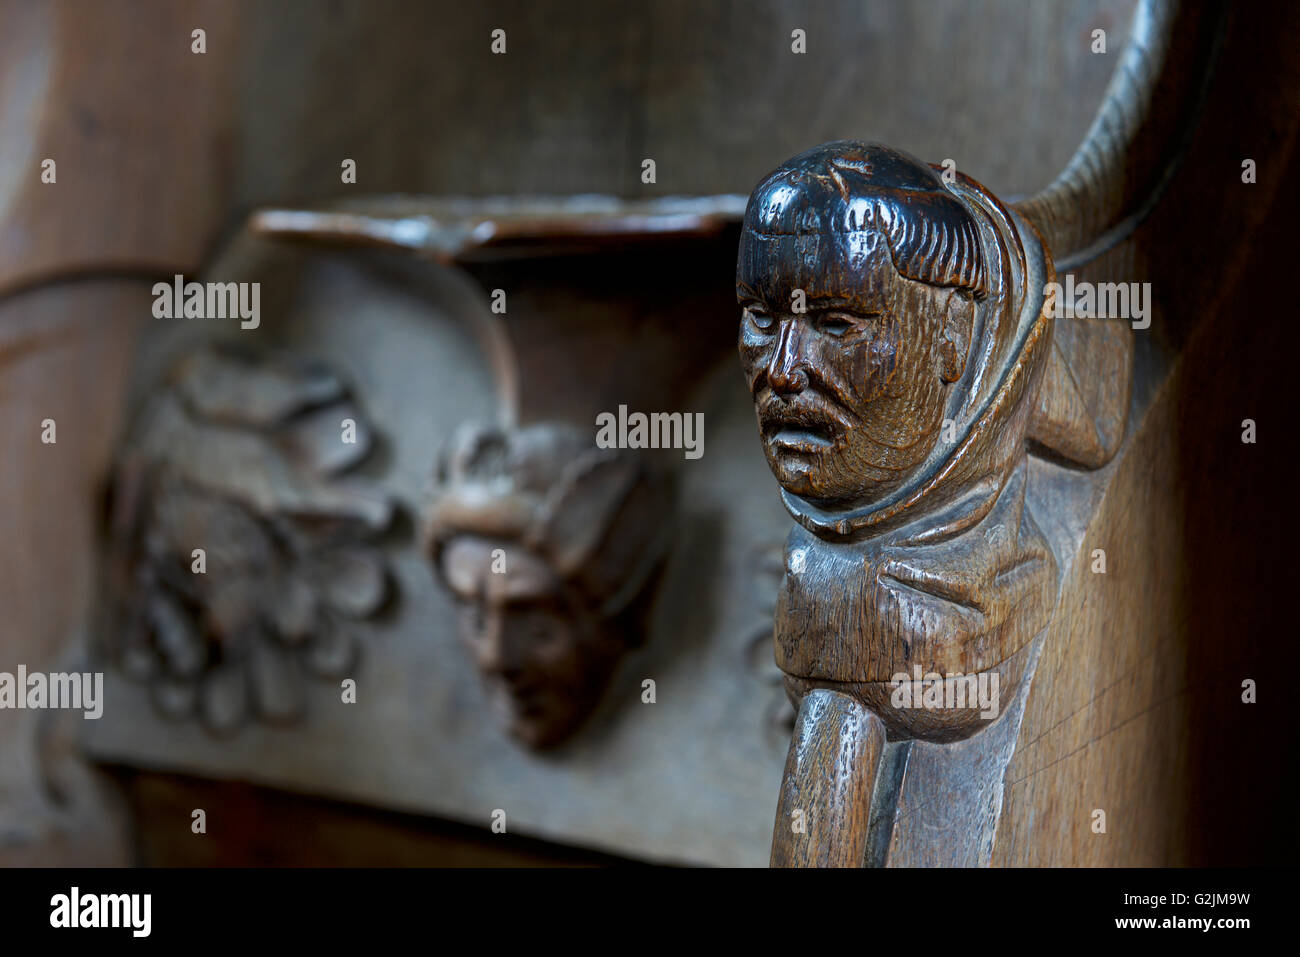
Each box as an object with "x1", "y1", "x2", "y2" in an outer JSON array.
[{"x1": 758, "y1": 399, "x2": 844, "y2": 454}]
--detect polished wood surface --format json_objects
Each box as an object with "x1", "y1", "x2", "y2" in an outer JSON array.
[
  {"x1": 736, "y1": 0, "x2": 1297, "y2": 866},
  {"x1": 3, "y1": 0, "x2": 1294, "y2": 867},
  {"x1": 770, "y1": 690, "x2": 884, "y2": 868}
]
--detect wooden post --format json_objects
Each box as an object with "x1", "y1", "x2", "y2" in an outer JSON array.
[{"x1": 770, "y1": 690, "x2": 885, "y2": 867}]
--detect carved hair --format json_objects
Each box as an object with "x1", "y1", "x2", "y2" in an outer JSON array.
[
  {"x1": 424, "y1": 422, "x2": 671, "y2": 619},
  {"x1": 742, "y1": 140, "x2": 987, "y2": 298}
]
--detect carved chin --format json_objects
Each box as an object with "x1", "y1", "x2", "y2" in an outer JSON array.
[
  {"x1": 504, "y1": 697, "x2": 580, "y2": 749},
  {"x1": 763, "y1": 437, "x2": 848, "y2": 502},
  {"x1": 766, "y1": 445, "x2": 907, "y2": 507},
  {"x1": 759, "y1": 413, "x2": 849, "y2": 500},
  {"x1": 480, "y1": 674, "x2": 578, "y2": 748},
  {"x1": 766, "y1": 448, "x2": 821, "y2": 496}
]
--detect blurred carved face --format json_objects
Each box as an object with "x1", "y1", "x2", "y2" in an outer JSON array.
[
  {"x1": 441, "y1": 536, "x2": 619, "y2": 748},
  {"x1": 737, "y1": 229, "x2": 974, "y2": 506}
]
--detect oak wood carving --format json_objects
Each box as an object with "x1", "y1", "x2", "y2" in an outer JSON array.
[
  {"x1": 742, "y1": 0, "x2": 1225, "y2": 868},
  {"x1": 423, "y1": 421, "x2": 672, "y2": 748},
  {"x1": 105, "y1": 347, "x2": 395, "y2": 734},
  {"x1": 739, "y1": 141, "x2": 1065, "y2": 866},
  {"x1": 4, "y1": 0, "x2": 1289, "y2": 870}
]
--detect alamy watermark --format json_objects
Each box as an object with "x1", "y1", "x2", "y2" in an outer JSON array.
[
  {"x1": 0, "y1": 666, "x2": 103, "y2": 719},
  {"x1": 889, "y1": 665, "x2": 1000, "y2": 720},
  {"x1": 1044, "y1": 275, "x2": 1151, "y2": 330},
  {"x1": 152, "y1": 274, "x2": 260, "y2": 329},
  {"x1": 595, "y1": 405, "x2": 704, "y2": 460},
  {"x1": 50, "y1": 887, "x2": 150, "y2": 937}
]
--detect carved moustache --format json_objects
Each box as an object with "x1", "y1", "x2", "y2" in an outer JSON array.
[{"x1": 757, "y1": 393, "x2": 854, "y2": 449}]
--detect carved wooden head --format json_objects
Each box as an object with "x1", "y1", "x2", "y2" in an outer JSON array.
[
  {"x1": 424, "y1": 423, "x2": 669, "y2": 749},
  {"x1": 737, "y1": 141, "x2": 988, "y2": 508},
  {"x1": 737, "y1": 142, "x2": 1060, "y2": 742}
]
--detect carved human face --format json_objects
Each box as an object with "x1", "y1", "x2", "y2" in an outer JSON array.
[
  {"x1": 737, "y1": 231, "x2": 974, "y2": 506},
  {"x1": 441, "y1": 536, "x2": 619, "y2": 748}
]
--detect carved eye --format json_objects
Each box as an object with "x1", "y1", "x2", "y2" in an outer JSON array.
[
  {"x1": 745, "y1": 308, "x2": 775, "y2": 333},
  {"x1": 816, "y1": 313, "x2": 855, "y2": 337}
]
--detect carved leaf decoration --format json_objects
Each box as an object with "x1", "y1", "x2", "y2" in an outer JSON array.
[
  {"x1": 145, "y1": 592, "x2": 205, "y2": 679},
  {"x1": 170, "y1": 349, "x2": 344, "y2": 426},
  {"x1": 300, "y1": 614, "x2": 357, "y2": 679},
  {"x1": 200, "y1": 665, "x2": 250, "y2": 735},
  {"x1": 107, "y1": 346, "x2": 395, "y2": 734},
  {"x1": 247, "y1": 637, "x2": 306, "y2": 725},
  {"x1": 276, "y1": 401, "x2": 373, "y2": 474},
  {"x1": 135, "y1": 393, "x2": 392, "y2": 533},
  {"x1": 267, "y1": 574, "x2": 318, "y2": 645},
  {"x1": 305, "y1": 548, "x2": 388, "y2": 619}
]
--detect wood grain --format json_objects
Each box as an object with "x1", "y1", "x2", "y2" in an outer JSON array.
[{"x1": 771, "y1": 690, "x2": 884, "y2": 868}]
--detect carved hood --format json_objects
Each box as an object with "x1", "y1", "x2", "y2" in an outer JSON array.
[
  {"x1": 779, "y1": 171, "x2": 1056, "y2": 546},
  {"x1": 772, "y1": 169, "x2": 1061, "y2": 698}
]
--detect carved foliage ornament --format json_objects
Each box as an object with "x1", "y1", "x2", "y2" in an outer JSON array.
[{"x1": 105, "y1": 347, "x2": 394, "y2": 734}]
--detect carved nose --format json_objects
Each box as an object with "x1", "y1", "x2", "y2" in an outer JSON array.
[
  {"x1": 768, "y1": 322, "x2": 808, "y2": 395},
  {"x1": 474, "y1": 608, "x2": 517, "y2": 673}
]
